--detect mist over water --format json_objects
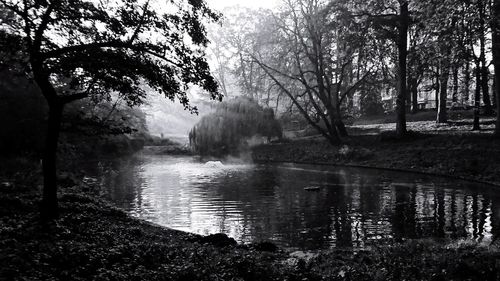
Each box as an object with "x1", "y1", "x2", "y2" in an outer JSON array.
[
  {"x1": 98, "y1": 155, "x2": 500, "y2": 250},
  {"x1": 142, "y1": 93, "x2": 216, "y2": 142}
]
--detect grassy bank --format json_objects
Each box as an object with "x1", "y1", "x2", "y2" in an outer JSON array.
[
  {"x1": 2, "y1": 174, "x2": 500, "y2": 280},
  {"x1": 253, "y1": 112, "x2": 500, "y2": 186}
]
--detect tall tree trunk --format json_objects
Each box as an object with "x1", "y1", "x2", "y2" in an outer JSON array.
[
  {"x1": 31, "y1": 61, "x2": 64, "y2": 221},
  {"x1": 408, "y1": 76, "x2": 419, "y2": 114},
  {"x1": 473, "y1": 60, "x2": 482, "y2": 130},
  {"x1": 452, "y1": 64, "x2": 459, "y2": 102},
  {"x1": 479, "y1": 0, "x2": 493, "y2": 115},
  {"x1": 464, "y1": 59, "x2": 471, "y2": 104},
  {"x1": 437, "y1": 60, "x2": 450, "y2": 123},
  {"x1": 481, "y1": 62, "x2": 492, "y2": 114},
  {"x1": 435, "y1": 66, "x2": 440, "y2": 110},
  {"x1": 493, "y1": 0, "x2": 500, "y2": 136},
  {"x1": 41, "y1": 100, "x2": 63, "y2": 220},
  {"x1": 396, "y1": 1, "x2": 409, "y2": 137}
]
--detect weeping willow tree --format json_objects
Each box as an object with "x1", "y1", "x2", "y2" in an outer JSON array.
[{"x1": 189, "y1": 96, "x2": 282, "y2": 156}]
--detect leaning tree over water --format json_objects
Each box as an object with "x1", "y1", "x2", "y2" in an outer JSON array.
[{"x1": 0, "y1": 0, "x2": 221, "y2": 219}]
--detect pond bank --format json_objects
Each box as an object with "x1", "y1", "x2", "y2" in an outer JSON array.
[
  {"x1": 2, "y1": 174, "x2": 500, "y2": 280},
  {"x1": 252, "y1": 132, "x2": 500, "y2": 186}
]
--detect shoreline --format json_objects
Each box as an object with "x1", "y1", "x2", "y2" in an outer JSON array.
[
  {"x1": 252, "y1": 131, "x2": 500, "y2": 187},
  {"x1": 253, "y1": 159, "x2": 500, "y2": 188}
]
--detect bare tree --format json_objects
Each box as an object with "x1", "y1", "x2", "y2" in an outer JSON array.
[{"x1": 248, "y1": 0, "x2": 377, "y2": 144}]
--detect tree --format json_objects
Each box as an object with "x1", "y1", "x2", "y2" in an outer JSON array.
[
  {"x1": 493, "y1": 0, "x2": 500, "y2": 136},
  {"x1": 209, "y1": 7, "x2": 280, "y2": 108},
  {"x1": 407, "y1": 23, "x2": 428, "y2": 114},
  {"x1": 189, "y1": 96, "x2": 282, "y2": 156},
  {"x1": 415, "y1": 0, "x2": 462, "y2": 124},
  {"x1": 249, "y1": 0, "x2": 378, "y2": 144},
  {"x1": 352, "y1": 0, "x2": 411, "y2": 137},
  {"x1": 0, "y1": 0, "x2": 221, "y2": 219}
]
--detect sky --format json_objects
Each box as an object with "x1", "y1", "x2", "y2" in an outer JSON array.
[{"x1": 206, "y1": 0, "x2": 278, "y2": 10}]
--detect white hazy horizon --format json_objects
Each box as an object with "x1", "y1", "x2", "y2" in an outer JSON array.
[{"x1": 206, "y1": 0, "x2": 278, "y2": 10}]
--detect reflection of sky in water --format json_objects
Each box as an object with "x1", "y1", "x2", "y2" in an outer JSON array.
[{"x1": 100, "y1": 155, "x2": 500, "y2": 250}]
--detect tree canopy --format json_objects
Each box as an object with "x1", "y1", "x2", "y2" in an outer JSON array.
[
  {"x1": 189, "y1": 96, "x2": 282, "y2": 156},
  {"x1": 0, "y1": 0, "x2": 222, "y2": 219}
]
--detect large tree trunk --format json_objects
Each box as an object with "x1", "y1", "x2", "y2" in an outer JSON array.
[
  {"x1": 326, "y1": 112, "x2": 342, "y2": 145},
  {"x1": 473, "y1": 60, "x2": 482, "y2": 131},
  {"x1": 481, "y1": 62, "x2": 492, "y2": 115},
  {"x1": 479, "y1": 0, "x2": 493, "y2": 116},
  {"x1": 493, "y1": 0, "x2": 500, "y2": 136},
  {"x1": 333, "y1": 107, "x2": 348, "y2": 137},
  {"x1": 437, "y1": 60, "x2": 450, "y2": 123},
  {"x1": 395, "y1": 1, "x2": 409, "y2": 137},
  {"x1": 41, "y1": 100, "x2": 63, "y2": 220}
]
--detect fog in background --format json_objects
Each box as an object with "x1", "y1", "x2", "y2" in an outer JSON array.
[{"x1": 143, "y1": 2, "x2": 278, "y2": 143}]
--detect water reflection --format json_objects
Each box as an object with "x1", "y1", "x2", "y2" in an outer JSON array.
[{"x1": 96, "y1": 155, "x2": 500, "y2": 250}]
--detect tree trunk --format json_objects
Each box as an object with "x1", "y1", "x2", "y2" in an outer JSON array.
[
  {"x1": 493, "y1": 0, "x2": 500, "y2": 136},
  {"x1": 481, "y1": 63, "x2": 492, "y2": 115},
  {"x1": 395, "y1": 1, "x2": 409, "y2": 137},
  {"x1": 452, "y1": 64, "x2": 459, "y2": 102},
  {"x1": 41, "y1": 100, "x2": 64, "y2": 220},
  {"x1": 479, "y1": 0, "x2": 493, "y2": 115},
  {"x1": 409, "y1": 77, "x2": 419, "y2": 114},
  {"x1": 334, "y1": 107, "x2": 348, "y2": 137},
  {"x1": 435, "y1": 66, "x2": 440, "y2": 110},
  {"x1": 327, "y1": 113, "x2": 342, "y2": 145},
  {"x1": 406, "y1": 77, "x2": 412, "y2": 113},
  {"x1": 437, "y1": 60, "x2": 449, "y2": 123},
  {"x1": 464, "y1": 59, "x2": 471, "y2": 103},
  {"x1": 473, "y1": 60, "x2": 482, "y2": 130}
]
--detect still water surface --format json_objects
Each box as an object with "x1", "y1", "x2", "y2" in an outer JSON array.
[{"x1": 95, "y1": 155, "x2": 500, "y2": 250}]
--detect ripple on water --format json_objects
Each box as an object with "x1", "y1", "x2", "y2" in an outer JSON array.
[{"x1": 99, "y1": 156, "x2": 500, "y2": 250}]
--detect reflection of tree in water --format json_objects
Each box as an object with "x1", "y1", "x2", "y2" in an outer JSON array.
[
  {"x1": 98, "y1": 157, "x2": 148, "y2": 214},
  {"x1": 180, "y1": 165, "x2": 500, "y2": 248},
  {"x1": 98, "y1": 158, "x2": 500, "y2": 249},
  {"x1": 391, "y1": 184, "x2": 417, "y2": 241},
  {"x1": 201, "y1": 166, "x2": 282, "y2": 242},
  {"x1": 491, "y1": 198, "x2": 500, "y2": 243},
  {"x1": 436, "y1": 187, "x2": 446, "y2": 238}
]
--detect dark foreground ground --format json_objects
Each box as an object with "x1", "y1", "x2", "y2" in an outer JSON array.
[{"x1": 3, "y1": 110, "x2": 500, "y2": 280}]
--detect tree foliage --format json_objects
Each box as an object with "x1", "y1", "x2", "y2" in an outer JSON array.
[
  {"x1": 0, "y1": 0, "x2": 221, "y2": 219},
  {"x1": 189, "y1": 96, "x2": 282, "y2": 156}
]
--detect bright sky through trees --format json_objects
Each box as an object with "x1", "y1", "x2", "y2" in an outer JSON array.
[{"x1": 206, "y1": 0, "x2": 278, "y2": 10}]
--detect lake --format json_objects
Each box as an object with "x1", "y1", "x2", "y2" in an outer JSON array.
[{"x1": 94, "y1": 155, "x2": 500, "y2": 250}]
